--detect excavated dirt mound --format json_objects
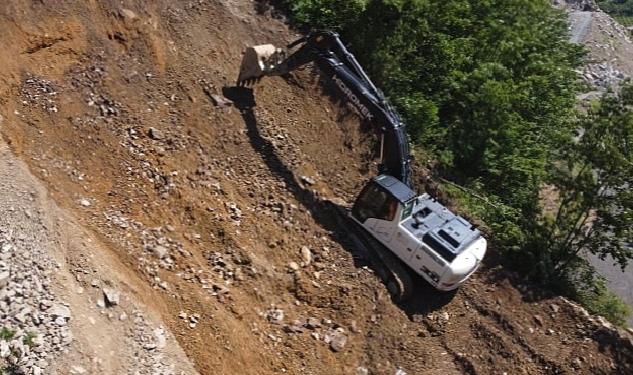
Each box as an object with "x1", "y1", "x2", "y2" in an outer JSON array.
[{"x1": 0, "y1": 0, "x2": 632, "y2": 374}]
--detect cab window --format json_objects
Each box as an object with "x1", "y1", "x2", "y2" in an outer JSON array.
[{"x1": 352, "y1": 184, "x2": 399, "y2": 222}]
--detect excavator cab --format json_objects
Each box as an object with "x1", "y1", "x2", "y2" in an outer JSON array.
[{"x1": 352, "y1": 175, "x2": 416, "y2": 223}]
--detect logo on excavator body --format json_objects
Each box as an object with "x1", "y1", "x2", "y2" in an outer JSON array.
[{"x1": 332, "y1": 75, "x2": 374, "y2": 120}]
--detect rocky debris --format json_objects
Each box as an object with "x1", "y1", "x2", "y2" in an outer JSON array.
[
  {"x1": 126, "y1": 310, "x2": 182, "y2": 373},
  {"x1": 79, "y1": 198, "x2": 91, "y2": 207},
  {"x1": 305, "y1": 317, "x2": 321, "y2": 330},
  {"x1": 102, "y1": 287, "x2": 120, "y2": 306},
  {"x1": 533, "y1": 314, "x2": 545, "y2": 327},
  {"x1": 300, "y1": 176, "x2": 316, "y2": 186},
  {"x1": 148, "y1": 127, "x2": 165, "y2": 140},
  {"x1": 20, "y1": 75, "x2": 60, "y2": 114},
  {"x1": 287, "y1": 261, "x2": 300, "y2": 272},
  {"x1": 324, "y1": 328, "x2": 347, "y2": 352},
  {"x1": 225, "y1": 202, "x2": 242, "y2": 224},
  {"x1": 0, "y1": 230, "x2": 72, "y2": 374},
  {"x1": 118, "y1": 8, "x2": 138, "y2": 21},
  {"x1": 0, "y1": 270, "x2": 10, "y2": 289},
  {"x1": 300, "y1": 246, "x2": 312, "y2": 266},
  {"x1": 152, "y1": 245, "x2": 169, "y2": 259},
  {"x1": 49, "y1": 304, "x2": 72, "y2": 321},
  {"x1": 209, "y1": 93, "x2": 233, "y2": 108},
  {"x1": 580, "y1": 62, "x2": 627, "y2": 91},
  {"x1": 267, "y1": 307, "x2": 284, "y2": 324}
]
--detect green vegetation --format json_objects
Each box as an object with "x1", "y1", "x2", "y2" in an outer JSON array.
[
  {"x1": 272, "y1": 0, "x2": 632, "y2": 325},
  {"x1": 597, "y1": 0, "x2": 633, "y2": 26},
  {"x1": 22, "y1": 332, "x2": 37, "y2": 347},
  {"x1": 0, "y1": 328, "x2": 15, "y2": 341}
]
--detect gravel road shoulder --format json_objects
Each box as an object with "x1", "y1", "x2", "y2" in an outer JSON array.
[{"x1": 0, "y1": 138, "x2": 198, "y2": 374}]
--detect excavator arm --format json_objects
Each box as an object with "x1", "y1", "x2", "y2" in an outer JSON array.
[{"x1": 237, "y1": 31, "x2": 413, "y2": 187}]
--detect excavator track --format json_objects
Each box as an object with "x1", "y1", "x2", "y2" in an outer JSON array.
[{"x1": 329, "y1": 202, "x2": 414, "y2": 303}]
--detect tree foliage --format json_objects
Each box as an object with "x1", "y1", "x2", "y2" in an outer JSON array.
[
  {"x1": 547, "y1": 86, "x2": 633, "y2": 275},
  {"x1": 597, "y1": 0, "x2": 633, "y2": 25}
]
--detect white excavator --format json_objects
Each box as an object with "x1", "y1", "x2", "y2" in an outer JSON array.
[{"x1": 237, "y1": 31, "x2": 487, "y2": 301}]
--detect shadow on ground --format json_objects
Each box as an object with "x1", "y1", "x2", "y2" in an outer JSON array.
[{"x1": 223, "y1": 85, "x2": 455, "y2": 319}]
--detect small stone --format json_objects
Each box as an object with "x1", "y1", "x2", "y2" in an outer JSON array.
[
  {"x1": 267, "y1": 308, "x2": 284, "y2": 324},
  {"x1": 70, "y1": 366, "x2": 87, "y2": 374},
  {"x1": 178, "y1": 311, "x2": 187, "y2": 320},
  {"x1": 154, "y1": 327, "x2": 167, "y2": 349},
  {"x1": 440, "y1": 312, "x2": 450, "y2": 322},
  {"x1": 209, "y1": 94, "x2": 233, "y2": 108},
  {"x1": 550, "y1": 304, "x2": 560, "y2": 313},
  {"x1": 119, "y1": 313, "x2": 128, "y2": 321},
  {"x1": 49, "y1": 304, "x2": 71, "y2": 321},
  {"x1": 118, "y1": 8, "x2": 138, "y2": 21},
  {"x1": 0, "y1": 271, "x2": 10, "y2": 289},
  {"x1": 329, "y1": 331, "x2": 347, "y2": 352},
  {"x1": 350, "y1": 320, "x2": 360, "y2": 333},
  {"x1": 96, "y1": 299, "x2": 105, "y2": 308},
  {"x1": 0, "y1": 341, "x2": 10, "y2": 358},
  {"x1": 288, "y1": 262, "x2": 300, "y2": 272},
  {"x1": 305, "y1": 317, "x2": 321, "y2": 329},
  {"x1": 533, "y1": 314, "x2": 544, "y2": 327},
  {"x1": 152, "y1": 245, "x2": 169, "y2": 259},
  {"x1": 148, "y1": 127, "x2": 164, "y2": 140},
  {"x1": 356, "y1": 367, "x2": 369, "y2": 375},
  {"x1": 102, "y1": 288, "x2": 120, "y2": 306},
  {"x1": 91, "y1": 279, "x2": 100, "y2": 288},
  {"x1": 300, "y1": 246, "x2": 312, "y2": 266},
  {"x1": 301, "y1": 176, "x2": 316, "y2": 185},
  {"x1": 79, "y1": 199, "x2": 91, "y2": 207}
]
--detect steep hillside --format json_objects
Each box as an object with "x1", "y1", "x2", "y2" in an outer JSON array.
[{"x1": 0, "y1": 1, "x2": 631, "y2": 374}]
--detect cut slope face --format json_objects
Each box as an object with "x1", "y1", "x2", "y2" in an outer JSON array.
[{"x1": 0, "y1": 0, "x2": 631, "y2": 374}]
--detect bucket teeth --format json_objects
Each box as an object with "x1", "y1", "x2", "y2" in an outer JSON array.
[{"x1": 237, "y1": 44, "x2": 285, "y2": 85}]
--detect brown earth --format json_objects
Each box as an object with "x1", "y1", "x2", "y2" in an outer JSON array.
[{"x1": 0, "y1": 0, "x2": 632, "y2": 374}]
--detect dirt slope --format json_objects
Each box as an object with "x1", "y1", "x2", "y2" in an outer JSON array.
[{"x1": 0, "y1": 0, "x2": 632, "y2": 374}]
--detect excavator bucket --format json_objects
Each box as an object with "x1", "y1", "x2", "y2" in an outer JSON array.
[{"x1": 237, "y1": 44, "x2": 285, "y2": 85}]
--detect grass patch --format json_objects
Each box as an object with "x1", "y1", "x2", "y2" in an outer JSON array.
[
  {"x1": 22, "y1": 332, "x2": 37, "y2": 347},
  {"x1": 0, "y1": 328, "x2": 15, "y2": 341}
]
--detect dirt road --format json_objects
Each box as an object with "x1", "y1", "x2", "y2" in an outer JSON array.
[{"x1": 569, "y1": 11, "x2": 594, "y2": 44}]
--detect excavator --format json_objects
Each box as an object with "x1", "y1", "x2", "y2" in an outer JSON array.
[{"x1": 237, "y1": 30, "x2": 487, "y2": 301}]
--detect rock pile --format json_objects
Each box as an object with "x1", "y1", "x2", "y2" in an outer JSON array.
[
  {"x1": 580, "y1": 62, "x2": 627, "y2": 90},
  {"x1": 0, "y1": 230, "x2": 72, "y2": 374}
]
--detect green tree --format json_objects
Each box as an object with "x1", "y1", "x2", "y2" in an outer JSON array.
[{"x1": 547, "y1": 85, "x2": 633, "y2": 275}]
